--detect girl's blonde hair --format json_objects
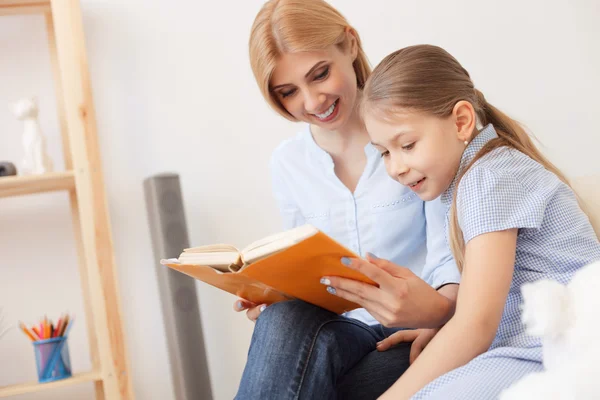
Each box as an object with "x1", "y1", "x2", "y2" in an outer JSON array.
[
  {"x1": 249, "y1": 0, "x2": 370, "y2": 121},
  {"x1": 362, "y1": 45, "x2": 570, "y2": 271}
]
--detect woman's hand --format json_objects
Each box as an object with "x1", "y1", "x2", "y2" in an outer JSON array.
[
  {"x1": 321, "y1": 254, "x2": 451, "y2": 328},
  {"x1": 233, "y1": 299, "x2": 267, "y2": 322},
  {"x1": 377, "y1": 328, "x2": 440, "y2": 364}
]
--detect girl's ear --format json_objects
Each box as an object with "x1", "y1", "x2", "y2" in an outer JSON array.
[{"x1": 452, "y1": 100, "x2": 477, "y2": 143}]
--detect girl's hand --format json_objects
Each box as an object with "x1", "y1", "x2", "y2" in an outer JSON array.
[
  {"x1": 322, "y1": 254, "x2": 451, "y2": 328},
  {"x1": 233, "y1": 299, "x2": 267, "y2": 322},
  {"x1": 376, "y1": 328, "x2": 440, "y2": 364}
]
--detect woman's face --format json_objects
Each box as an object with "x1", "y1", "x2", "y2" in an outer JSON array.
[{"x1": 270, "y1": 40, "x2": 358, "y2": 131}]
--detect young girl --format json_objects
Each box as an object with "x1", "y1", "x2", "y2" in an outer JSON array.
[
  {"x1": 338, "y1": 44, "x2": 600, "y2": 399},
  {"x1": 235, "y1": 1, "x2": 461, "y2": 399}
]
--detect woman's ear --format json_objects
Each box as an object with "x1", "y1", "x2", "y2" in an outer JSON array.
[
  {"x1": 345, "y1": 27, "x2": 359, "y2": 61},
  {"x1": 452, "y1": 100, "x2": 477, "y2": 143}
]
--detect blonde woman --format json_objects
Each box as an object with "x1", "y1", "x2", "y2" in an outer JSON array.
[{"x1": 235, "y1": 1, "x2": 460, "y2": 398}]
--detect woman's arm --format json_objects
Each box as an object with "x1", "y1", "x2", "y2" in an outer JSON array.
[
  {"x1": 436, "y1": 283, "x2": 458, "y2": 319},
  {"x1": 379, "y1": 228, "x2": 518, "y2": 400},
  {"x1": 324, "y1": 198, "x2": 461, "y2": 329}
]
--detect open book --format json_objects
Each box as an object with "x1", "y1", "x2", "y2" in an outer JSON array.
[{"x1": 161, "y1": 225, "x2": 376, "y2": 314}]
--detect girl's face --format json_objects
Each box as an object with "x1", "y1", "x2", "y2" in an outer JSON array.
[
  {"x1": 364, "y1": 103, "x2": 475, "y2": 201},
  {"x1": 270, "y1": 38, "x2": 358, "y2": 131}
]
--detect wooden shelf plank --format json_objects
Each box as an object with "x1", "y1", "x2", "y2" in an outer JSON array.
[
  {"x1": 0, "y1": 171, "x2": 75, "y2": 198},
  {"x1": 0, "y1": 0, "x2": 49, "y2": 4},
  {"x1": 0, "y1": 0, "x2": 50, "y2": 16},
  {"x1": 0, "y1": 371, "x2": 102, "y2": 397}
]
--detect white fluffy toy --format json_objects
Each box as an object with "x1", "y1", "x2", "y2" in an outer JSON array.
[
  {"x1": 10, "y1": 97, "x2": 54, "y2": 175},
  {"x1": 500, "y1": 260, "x2": 600, "y2": 399}
]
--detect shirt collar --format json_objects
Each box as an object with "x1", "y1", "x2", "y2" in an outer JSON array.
[{"x1": 441, "y1": 124, "x2": 498, "y2": 206}]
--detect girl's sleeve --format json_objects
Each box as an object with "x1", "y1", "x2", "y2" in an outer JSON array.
[
  {"x1": 456, "y1": 166, "x2": 546, "y2": 244},
  {"x1": 422, "y1": 198, "x2": 461, "y2": 288}
]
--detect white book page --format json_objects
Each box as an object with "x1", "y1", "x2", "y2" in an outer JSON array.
[
  {"x1": 178, "y1": 251, "x2": 240, "y2": 268},
  {"x1": 160, "y1": 257, "x2": 235, "y2": 273},
  {"x1": 241, "y1": 224, "x2": 318, "y2": 264},
  {"x1": 183, "y1": 244, "x2": 239, "y2": 253}
]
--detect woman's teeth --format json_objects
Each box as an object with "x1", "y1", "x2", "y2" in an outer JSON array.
[{"x1": 315, "y1": 101, "x2": 337, "y2": 120}]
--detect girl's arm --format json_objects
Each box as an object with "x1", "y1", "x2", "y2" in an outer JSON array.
[{"x1": 379, "y1": 228, "x2": 518, "y2": 400}]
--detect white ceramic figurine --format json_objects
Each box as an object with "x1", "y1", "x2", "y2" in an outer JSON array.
[{"x1": 10, "y1": 97, "x2": 54, "y2": 175}]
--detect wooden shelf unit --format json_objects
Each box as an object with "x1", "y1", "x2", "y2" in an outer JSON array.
[
  {"x1": 0, "y1": 0, "x2": 135, "y2": 399},
  {"x1": 0, "y1": 371, "x2": 102, "y2": 398},
  {"x1": 0, "y1": 1, "x2": 50, "y2": 16},
  {"x1": 0, "y1": 171, "x2": 75, "y2": 198}
]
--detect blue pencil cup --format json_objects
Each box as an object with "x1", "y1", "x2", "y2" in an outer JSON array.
[{"x1": 33, "y1": 337, "x2": 72, "y2": 383}]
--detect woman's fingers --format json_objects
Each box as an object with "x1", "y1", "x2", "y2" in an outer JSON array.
[
  {"x1": 322, "y1": 276, "x2": 381, "y2": 305},
  {"x1": 366, "y1": 254, "x2": 416, "y2": 280},
  {"x1": 323, "y1": 283, "x2": 382, "y2": 314},
  {"x1": 233, "y1": 299, "x2": 255, "y2": 312},
  {"x1": 321, "y1": 270, "x2": 402, "y2": 326},
  {"x1": 325, "y1": 283, "x2": 399, "y2": 327},
  {"x1": 376, "y1": 329, "x2": 420, "y2": 352},
  {"x1": 245, "y1": 304, "x2": 267, "y2": 322},
  {"x1": 233, "y1": 299, "x2": 266, "y2": 322},
  {"x1": 340, "y1": 256, "x2": 392, "y2": 286}
]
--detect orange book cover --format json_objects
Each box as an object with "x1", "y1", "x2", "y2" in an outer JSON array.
[{"x1": 161, "y1": 231, "x2": 377, "y2": 314}]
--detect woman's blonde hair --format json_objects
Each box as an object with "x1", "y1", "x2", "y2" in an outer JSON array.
[
  {"x1": 362, "y1": 45, "x2": 570, "y2": 271},
  {"x1": 249, "y1": 0, "x2": 370, "y2": 121}
]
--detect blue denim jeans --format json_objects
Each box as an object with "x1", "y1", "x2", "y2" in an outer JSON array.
[{"x1": 235, "y1": 300, "x2": 412, "y2": 400}]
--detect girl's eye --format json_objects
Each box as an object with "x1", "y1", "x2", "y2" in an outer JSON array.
[
  {"x1": 314, "y1": 67, "x2": 330, "y2": 81},
  {"x1": 281, "y1": 89, "x2": 296, "y2": 98},
  {"x1": 380, "y1": 150, "x2": 390, "y2": 158},
  {"x1": 402, "y1": 143, "x2": 415, "y2": 151}
]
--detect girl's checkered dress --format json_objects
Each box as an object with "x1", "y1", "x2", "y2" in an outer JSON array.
[{"x1": 412, "y1": 125, "x2": 600, "y2": 399}]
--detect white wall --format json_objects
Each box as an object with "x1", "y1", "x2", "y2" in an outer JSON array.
[{"x1": 0, "y1": 0, "x2": 598, "y2": 399}]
